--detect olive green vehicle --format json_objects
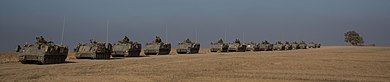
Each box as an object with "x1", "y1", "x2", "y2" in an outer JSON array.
[
  {"x1": 228, "y1": 39, "x2": 247, "y2": 52},
  {"x1": 15, "y1": 36, "x2": 68, "y2": 64},
  {"x1": 315, "y1": 43, "x2": 321, "y2": 48},
  {"x1": 273, "y1": 41, "x2": 286, "y2": 51},
  {"x1": 144, "y1": 36, "x2": 171, "y2": 55},
  {"x1": 210, "y1": 39, "x2": 228, "y2": 52},
  {"x1": 307, "y1": 42, "x2": 316, "y2": 48},
  {"x1": 74, "y1": 40, "x2": 112, "y2": 59},
  {"x1": 245, "y1": 42, "x2": 260, "y2": 51},
  {"x1": 298, "y1": 41, "x2": 307, "y2": 49},
  {"x1": 176, "y1": 38, "x2": 200, "y2": 54},
  {"x1": 111, "y1": 36, "x2": 142, "y2": 57},
  {"x1": 291, "y1": 42, "x2": 299, "y2": 49},
  {"x1": 259, "y1": 40, "x2": 273, "y2": 51},
  {"x1": 283, "y1": 41, "x2": 293, "y2": 50}
]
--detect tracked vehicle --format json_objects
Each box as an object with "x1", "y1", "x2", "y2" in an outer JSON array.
[
  {"x1": 144, "y1": 36, "x2": 171, "y2": 55},
  {"x1": 176, "y1": 39, "x2": 200, "y2": 54},
  {"x1": 259, "y1": 40, "x2": 273, "y2": 51},
  {"x1": 210, "y1": 39, "x2": 229, "y2": 52},
  {"x1": 291, "y1": 42, "x2": 299, "y2": 49},
  {"x1": 315, "y1": 43, "x2": 321, "y2": 48},
  {"x1": 283, "y1": 41, "x2": 293, "y2": 50},
  {"x1": 298, "y1": 41, "x2": 307, "y2": 49},
  {"x1": 228, "y1": 39, "x2": 246, "y2": 52},
  {"x1": 111, "y1": 36, "x2": 142, "y2": 57},
  {"x1": 16, "y1": 36, "x2": 68, "y2": 64},
  {"x1": 307, "y1": 42, "x2": 316, "y2": 48},
  {"x1": 245, "y1": 42, "x2": 260, "y2": 51},
  {"x1": 75, "y1": 40, "x2": 112, "y2": 59},
  {"x1": 273, "y1": 41, "x2": 285, "y2": 51}
]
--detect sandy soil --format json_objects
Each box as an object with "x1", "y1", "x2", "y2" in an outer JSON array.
[{"x1": 0, "y1": 46, "x2": 389, "y2": 82}]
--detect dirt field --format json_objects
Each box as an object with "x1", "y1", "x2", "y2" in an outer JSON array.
[{"x1": 0, "y1": 46, "x2": 389, "y2": 82}]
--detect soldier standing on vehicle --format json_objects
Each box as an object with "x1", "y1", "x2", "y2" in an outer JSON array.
[
  {"x1": 155, "y1": 36, "x2": 162, "y2": 43},
  {"x1": 234, "y1": 38, "x2": 241, "y2": 43},
  {"x1": 185, "y1": 38, "x2": 192, "y2": 43},
  {"x1": 121, "y1": 36, "x2": 130, "y2": 43},
  {"x1": 217, "y1": 39, "x2": 224, "y2": 43}
]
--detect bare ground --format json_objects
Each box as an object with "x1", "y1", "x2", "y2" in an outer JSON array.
[{"x1": 0, "y1": 46, "x2": 389, "y2": 82}]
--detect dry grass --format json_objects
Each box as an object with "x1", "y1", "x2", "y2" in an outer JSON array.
[
  {"x1": 0, "y1": 46, "x2": 389, "y2": 82},
  {"x1": 0, "y1": 52, "x2": 18, "y2": 64}
]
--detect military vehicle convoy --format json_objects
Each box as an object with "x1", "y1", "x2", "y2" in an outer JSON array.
[
  {"x1": 15, "y1": 34, "x2": 324, "y2": 65},
  {"x1": 245, "y1": 42, "x2": 260, "y2": 51},
  {"x1": 259, "y1": 40, "x2": 273, "y2": 51},
  {"x1": 144, "y1": 36, "x2": 171, "y2": 55},
  {"x1": 210, "y1": 39, "x2": 229, "y2": 52},
  {"x1": 291, "y1": 42, "x2": 299, "y2": 49},
  {"x1": 176, "y1": 38, "x2": 200, "y2": 54},
  {"x1": 273, "y1": 41, "x2": 285, "y2": 51},
  {"x1": 111, "y1": 36, "x2": 142, "y2": 57},
  {"x1": 228, "y1": 39, "x2": 247, "y2": 52},
  {"x1": 15, "y1": 36, "x2": 68, "y2": 64},
  {"x1": 298, "y1": 41, "x2": 307, "y2": 49},
  {"x1": 74, "y1": 40, "x2": 112, "y2": 59}
]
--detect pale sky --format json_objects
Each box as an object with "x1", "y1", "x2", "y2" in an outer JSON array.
[{"x1": 1, "y1": 0, "x2": 390, "y2": 51}]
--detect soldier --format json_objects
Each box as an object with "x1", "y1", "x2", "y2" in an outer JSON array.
[
  {"x1": 184, "y1": 38, "x2": 192, "y2": 43},
  {"x1": 155, "y1": 36, "x2": 162, "y2": 43},
  {"x1": 234, "y1": 38, "x2": 241, "y2": 43},
  {"x1": 120, "y1": 36, "x2": 130, "y2": 43},
  {"x1": 300, "y1": 41, "x2": 305, "y2": 44},
  {"x1": 15, "y1": 45, "x2": 21, "y2": 52},
  {"x1": 217, "y1": 39, "x2": 224, "y2": 43},
  {"x1": 264, "y1": 40, "x2": 269, "y2": 44},
  {"x1": 277, "y1": 41, "x2": 282, "y2": 44},
  {"x1": 36, "y1": 36, "x2": 47, "y2": 44},
  {"x1": 90, "y1": 39, "x2": 97, "y2": 44}
]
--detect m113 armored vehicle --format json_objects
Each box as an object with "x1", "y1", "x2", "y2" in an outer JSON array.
[
  {"x1": 307, "y1": 42, "x2": 316, "y2": 48},
  {"x1": 245, "y1": 42, "x2": 260, "y2": 51},
  {"x1": 210, "y1": 39, "x2": 229, "y2": 52},
  {"x1": 15, "y1": 36, "x2": 68, "y2": 64},
  {"x1": 298, "y1": 41, "x2": 307, "y2": 49},
  {"x1": 144, "y1": 36, "x2": 171, "y2": 55},
  {"x1": 228, "y1": 39, "x2": 247, "y2": 52},
  {"x1": 315, "y1": 43, "x2": 321, "y2": 48},
  {"x1": 283, "y1": 41, "x2": 293, "y2": 50},
  {"x1": 111, "y1": 36, "x2": 142, "y2": 57},
  {"x1": 273, "y1": 41, "x2": 286, "y2": 51},
  {"x1": 176, "y1": 38, "x2": 200, "y2": 54},
  {"x1": 259, "y1": 40, "x2": 273, "y2": 51},
  {"x1": 74, "y1": 39, "x2": 112, "y2": 59},
  {"x1": 291, "y1": 42, "x2": 299, "y2": 49}
]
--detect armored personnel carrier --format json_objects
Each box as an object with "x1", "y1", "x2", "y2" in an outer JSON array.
[
  {"x1": 291, "y1": 42, "x2": 299, "y2": 49},
  {"x1": 307, "y1": 42, "x2": 316, "y2": 48},
  {"x1": 273, "y1": 41, "x2": 285, "y2": 51},
  {"x1": 228, "y1": 39, "x2": 247, "y2": 52},
  {"x1": 74, "y1": 40, "x2": 112, "y2": 59},
  {"x1": 259, "y1": 40, "x2": 273, "y2": 51},
  {"x1": 245, "y1": 42, "x2": 260, "y2": 51},
  {"x1": 144, "y1": 36, "x2": 171, "y2": 55},
  {"x1": 315, "y1": 43, "x2": 321, "y2": 48},
  {"x1": 176, "y1": 38, "x2": 200, "y2": 54},
  {"x1": 298, "y1": 41, "x2": 307, "y2": 49},
  {"x1": 111, "y1": 36, "x2": 142, "y2": 57},
  {"x1": 15, "y1": 36, "x2": 68, "y2": 64},
  {"x1": 283, "y1": 41, "x2": 292, "y2": 50},
  {"x1": 210, "y1": 39, "x2": 229, "y2": 52}
]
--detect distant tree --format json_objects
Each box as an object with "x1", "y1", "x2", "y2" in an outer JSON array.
[{"x1": 344, "y1": 31, "x2": 364, "y2": 46}]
